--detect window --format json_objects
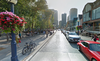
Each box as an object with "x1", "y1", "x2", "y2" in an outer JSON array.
[
  {"x1": 89, "y1": 44, "x2": 100, "y2": 51},
  {"x1": 92, "y1": 10, "x2": 95, "y2": 20},
  {"x1": 96, "y1": 7, "x2": 100, "y2": 19},
  {"x1": 69, "y1": 32, "x2": 77, "y2": 35},
  {"x1": 92, "y1": 7, "x2": 100, "y2": 20},
  {"x1": 82, "y1": 42, "x2": 88, "y2": 47},
  {"x1": 83, "y1": 14, "x2": 86, "y2": 22}
]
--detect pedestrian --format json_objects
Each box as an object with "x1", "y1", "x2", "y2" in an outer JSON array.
[
  {"x1": 26, "y1": 32, "x2": 30, "y2": 36},
  {"x1": 49, "y1": 30, "x2": 52, "y2": 35},
  {"x1": 16, "y1": 33, "x2": 20, "y2": 47},
  {"x1": 92, "y1": 34, "x2": 98, "y2": 42},
  {"x1": 43, "y1": 30, "x2": 45, "y2": 34},
  {"x1": 9, "y1": 33, "x2": 12, "y2": 39},
  {"x1": 19, "y1": 31, "x2": 21, "y2": 39},
  {"x1": 46, "y1": 30, "x2": 48, "y2": 38}
]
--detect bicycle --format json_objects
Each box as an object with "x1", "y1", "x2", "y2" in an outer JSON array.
[{"x1": 22, "y1": 39, "x2": 37, "y2": 55}]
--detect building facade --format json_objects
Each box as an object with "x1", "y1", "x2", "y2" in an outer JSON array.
[
  {"x1": 62, "y1": 13, "x2": 67, "y2": 27},
  {"x1": 59, "y1": 21, "x2": 62, "y2": 28},
  {"x1": 68, "y1": 8, "x2": 77, "y2": 31},
  {"x1": 69, "y1": 8, "x2": 77, "y2": 21},
  {"x1": 82, "y1": 0, "x2": 100, "y2": 34},
  {"x1": 50, "y1": 9, "x2": 58, "y2": 28}
]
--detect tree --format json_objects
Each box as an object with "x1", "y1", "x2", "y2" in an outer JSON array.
[
  {"x1": 43, "y1": 9, "x2": 53, "y2": 29},
  {"x1": 0, "y1": 0, "x2": 11, "y2": 12},
  {"x1": 0, "y1": 0, "x2": 54, "y2": 41},
  {"x1": 26, "y1": 0, "x2": 48, "y2": 32}
]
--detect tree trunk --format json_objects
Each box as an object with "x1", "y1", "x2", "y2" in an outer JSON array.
[
  {"x1": 32, "y1": 22, "x2": 33, "y2": 36},
  {"x1": 6, "y1": 33, "x2": 9, "y2": 42}
]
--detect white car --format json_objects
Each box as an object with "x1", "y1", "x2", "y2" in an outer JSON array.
[
  {"x1": 62, "y1": 30, "x2": 66, "y2": 35},
  {"x1": 66, "y1": 32, "x2": 81, "y2": 42},
  {"x1": 65, "y1": 31, "x2": 70, "y2": 37}
]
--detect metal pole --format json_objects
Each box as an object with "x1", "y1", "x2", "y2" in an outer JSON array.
[
  {"x1": 78, "y1": 21, "x2": 79, "y2": 35},
  {"x1": 11, "y1": 3, "x2": 18, "y2": 61}
]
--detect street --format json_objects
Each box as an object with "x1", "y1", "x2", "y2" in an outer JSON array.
[{"x1": 29, "y1": 31, "x2": 89, "y2": 61}]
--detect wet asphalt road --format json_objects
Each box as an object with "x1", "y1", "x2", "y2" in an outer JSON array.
[{"x1": 30, "y1": 31, "x2": 89, "y2": 61}]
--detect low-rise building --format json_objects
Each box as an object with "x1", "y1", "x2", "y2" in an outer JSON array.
[{"x1": 82, "y1": 0, "x2": 100, "y2": 35}]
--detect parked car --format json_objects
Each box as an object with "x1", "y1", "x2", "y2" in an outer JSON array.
[
  {"x1": 65, "y1": 31, "x2": 70, "y2": 37},
  {"x1": 66, "y1": 32, "x2": 81, "y2": 42},
  {"x1": 77, "y1": 40, "x2": 100, "y2": 61},
  {"x1": 61, "y1": 29, "x2": 66, "y2": 36}
]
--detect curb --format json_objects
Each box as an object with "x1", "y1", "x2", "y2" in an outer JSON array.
[{"x1": 22, "y1": 32, "x2": 56, "y2": 61}]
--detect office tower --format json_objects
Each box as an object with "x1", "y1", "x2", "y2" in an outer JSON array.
[
  {"x1": 59, "y1": 21, "x2": 62, "y2": 28},
  {"x1": 62, "y1": 13, "x2": 67, "y2": 27},
  {"x1": 69, "y1": 8, "x2": 77, "y2": 21},
  {"x1": 50, "y1": 9, "x2": 58, "y2": 28}
]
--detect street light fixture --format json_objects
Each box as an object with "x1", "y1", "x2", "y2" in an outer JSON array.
[
  {"x1": 6, "y1": 0, "x2": 17, "y2": 4},
  {"x1": 77, "y1": 20, "x2": 79, "y2": 35}
]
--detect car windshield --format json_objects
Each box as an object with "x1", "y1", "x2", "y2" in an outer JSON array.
[
  {"x1": 66, "y1": 31, "x2": 69, "y2": 33},
  {"x1": 89, "y1": 44, "x2": 100, "y2": 51},
  {"x1": 69, "y1": 32, "x2": 77, "y2": 35}
]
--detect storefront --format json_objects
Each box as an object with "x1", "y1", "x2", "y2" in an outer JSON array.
[{"x1": 82, "y1": 0, "x2": 100, "y2": 35}]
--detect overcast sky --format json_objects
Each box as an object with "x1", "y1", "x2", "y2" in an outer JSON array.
[{"x1": 46, "y1": 0, "x2": 95, "y2": 21}]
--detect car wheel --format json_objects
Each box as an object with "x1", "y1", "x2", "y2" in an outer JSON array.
[
  {"x1": 77, "y1": 45, "x2": 81, "y2": 51},
  {"x1": 67, "y1": 38, "x2": 69, "y2": 41},
  {"x1": 91, "y1": 58, "x2": 97, "y2": 61},
  {"x1": 68, "y1": 38, "x2": 70, "y2": 42}
]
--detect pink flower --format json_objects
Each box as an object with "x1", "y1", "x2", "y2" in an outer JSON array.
[
  {"x1": 6, "y1": 17, "x2": 11, "y2": 20},
  {"x1": 12, "y1": 28, "x2": 15, "y2": 31},
  {"x1": 5, "y1": 28, "x2": 7, "y2": 30},
  {"x1": 0, "y1": 11, "x2": 27, "y2": 32},
  {"x1": 1, "y1": 27, "x2": 4, "y2": 30},
  {"x1": 3, "y1": 25, "x2": 4, "y2": 27},
  {"x1": 4, "y1": 21, "x2": 7, "y2": 24}
]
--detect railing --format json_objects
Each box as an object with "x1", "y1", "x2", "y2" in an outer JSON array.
[
  {"x1": 83, "y1": 26, "x2": 100, "y2": 34},
  {"x1": 84, "y1": 26, "x2": 100, "y2": 31}
]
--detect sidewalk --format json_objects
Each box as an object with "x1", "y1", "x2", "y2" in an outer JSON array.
[
  {"x1": 0, "y1": 33, "x2": 45, "y2": 61},
  {"x1": 0, "y1": 33, "x2": 34, "y2": 51},
  {"x1": 79, "y1": 35, "x2": 100, "y2": 42},
  {"x1": 0, "y1": 31, "x2": 56, "y2": 61}
]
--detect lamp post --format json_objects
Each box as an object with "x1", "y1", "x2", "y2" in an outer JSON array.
[
  {"x1": 77, "y1": 20, "x2": 79, "y2": 35},
  {"x1": 64, "y1": 24, "x2": 66, "y2": 30},
  {"x1": 53, "y1": 23, "x2": 55, "y2": 33},
  {"x1": 53, "y1": 23, "x2": 55, "y2": 29},
  {"x1": 6, "y1": 0, "x2": 18, "y2": 61}
]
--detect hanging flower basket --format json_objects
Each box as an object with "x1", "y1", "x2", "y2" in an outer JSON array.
[
  {"x1": 76, "y1": 25, "x2": 82, "y2": 30},
  {"x1": 0, "y1": 11, "x2": 27, "y2": 33}
]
